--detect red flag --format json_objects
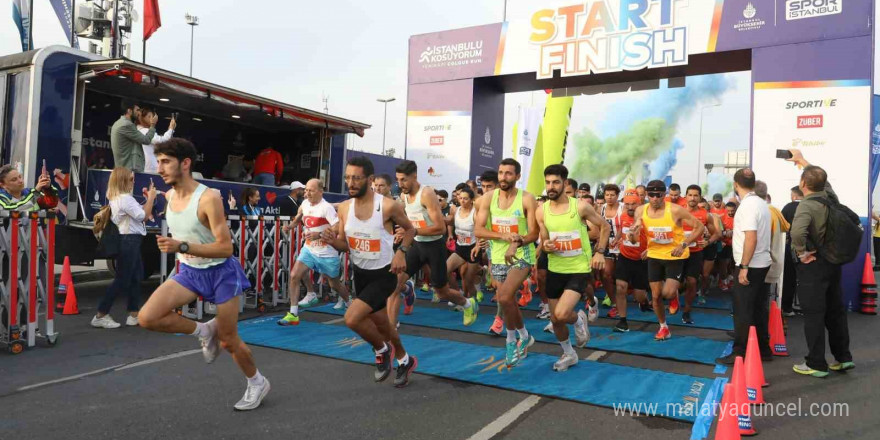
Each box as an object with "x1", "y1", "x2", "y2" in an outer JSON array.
[{"x1": 144, "y1": 0, "x2": 162, "y2": 41}]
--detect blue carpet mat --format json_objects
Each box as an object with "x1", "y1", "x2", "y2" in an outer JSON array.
[
  {"x1": 305, "y1": 304, "x2": 730, "y2": 366},
  {"x1": 239, "y1": 317, "x2": 717, "y2": 424}
]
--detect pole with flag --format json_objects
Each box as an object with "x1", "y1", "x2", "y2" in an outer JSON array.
[
  {"x1": 12, "y1": 0, "x2": 33, "y2": 51},
  {"x1": 49, "y1": 0, "x2": 79, "y2": 49},
  {"x1": 143, "y1": 0, "x2": 162, "y2": 63}
]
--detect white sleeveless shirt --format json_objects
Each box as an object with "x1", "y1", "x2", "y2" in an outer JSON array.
[
  {"x1": 165, "y1": 184, "x2": 225, "y2": 268},
  {"x1": 403, "y1": 186, "x2": 442, "y2": 243},
  {"x1": 454, "y1": 205, "x2": 476, "y2": 246},
  {"x1": 344, "y1": 194, "x2": 394, "y2": 270}
]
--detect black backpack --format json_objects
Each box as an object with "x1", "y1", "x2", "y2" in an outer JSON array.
[{"x1": 813, "y1": 197, "x2": 863, "y2": 264}]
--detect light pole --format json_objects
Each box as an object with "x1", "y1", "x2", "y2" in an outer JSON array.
[
  {"x1": 697, "y1": 103, "x2": 721, "y2": 186},
  {"x1": 377, "y1": 98, "x2": 396, "y2": 156},
  {"x1": 185, "y1": 13, "x2": 199, "y2": 77}
]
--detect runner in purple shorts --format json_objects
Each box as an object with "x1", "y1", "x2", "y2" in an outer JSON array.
[{"x1": 139, "y1": 138, "x2": 270, "y2": 411}]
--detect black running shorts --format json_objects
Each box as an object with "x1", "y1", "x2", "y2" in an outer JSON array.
[
  {"x1": 545, "y1": 271, "x2": 590, "y2": 300},
  {"x1": 406, "y1": 239, "x2": 449, "y2": 288},
  {"x1": 454, "y1": 243, "x2": 482, "y2": 265},
  {"x1": 702, "y1": 242, "x2": 718, "y2": 261},
  {"x1": 614, "y1": 256, "x2": 648, "y2": 291},
  {"x1": 719, "y1": 245, "x2": 732, "y2": 260},
  {"x1": 647, "y1": 258, "x2": 685, "y2": 283},
  {"x1": 682, "y1": 250, "x2": 704, "y2": 280},
  {"x1": 352, "y1": 265, "x2": 397, "y2": 312},
  {"x1": 537, "y1": 251, "x2": 548, "y2": 271}
]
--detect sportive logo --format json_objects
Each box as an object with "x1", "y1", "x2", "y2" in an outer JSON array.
[
  {"x1": 430, "y1": 136, "x2": 444, "y2": 146},
  {"x1": 734, "y1": 2, "x2": 765, "y2": 31},
  {"x1": 424, "y1": 124, "x2": 452, "y2": 132},
  {"x1": 418, "y1": 40, "x2": 484, "y2": 69},
  {"x1": 786, "y1": 0, "x2": 842, "y2": 21},
  {"x1": 797, "y1": 115, "x2": 823, "y2": 129},
  {"x1": 785, "y1": 99, "x2": 837, "y2": 109}
]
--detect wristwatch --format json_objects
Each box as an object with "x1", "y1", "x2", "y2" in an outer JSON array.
[
  {"x1": 398, "y1": 245, "x2": 410, "y2": 254},
  {"x1": 179, "y1": 242, "x2": 190, "y2": 253},
  {"x1": 738, "y1": 264, "x2": 749, "y2": 270},
  {"x1": 595, "y1": 248, "x2": 606, "y2": 254}
]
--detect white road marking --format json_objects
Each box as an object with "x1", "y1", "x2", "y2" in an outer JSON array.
[
  {"x1": 114, "y1": 349, "x2": 201, "y2": 371},
  {"x1": 324, "y1": 317, "x2": 346, "y2": 325},
  {"x1": 585, "y1": 350, "x2": 606, "y2": 361},
  {"x1": 17, "y1": 364, "x2": 126, "y2": 392},
  {"x1": 467, "y1": 394, "x2": 542, "y2": 440}
]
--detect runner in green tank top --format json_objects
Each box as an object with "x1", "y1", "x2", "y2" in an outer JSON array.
[
  {"x1": 474, "y1": 158, "x2": 539, "y2": 368},
  {"x1": 536, "y1": 164, "x2": 610, "y2": 372}
]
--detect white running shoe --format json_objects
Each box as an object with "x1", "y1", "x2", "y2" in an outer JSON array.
[
  {"x1": 333, "y1": 297, "x2": 346, "y2": 310},
  {"x1": 574, "y1": 310, "x2": 590, "y2": 348},
  {"x1": 199, "y1": 318, "x2": 220, "y2": 364},
  {"x1": 587, "y1": 301, "x2": 599, "y2": 323},
  {"x1": 537, "y1": 303, "x2": 551, "y2": 320},
  {"x1": 543, "y1": 322, "x2": 553, "y2": 333},
  {"x1": 345, "y1": 299, "x2": 352, "y2": 309},
  {"x1": 91, "y1": 315, "x2": 121, "y2": 329},
  {"x1": 125, "y1": 315, "x2": 139, "y2": 327},
  {"x1": 553, "y1": 352, "x2": 579, "y2": 372},
  {"x1": 234, "y1": 378, "x2": 271, "y2": 411},
  {"x1": 298, "y1": 292, "x2": 319, "y2": 308}
]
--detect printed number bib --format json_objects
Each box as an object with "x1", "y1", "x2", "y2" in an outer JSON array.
[
  {"x1": 549, "y1": 231, "x2": 583, "y2": 257},
  {"x1": 305, "y1": 228, "x2": 328, "y2": 249},
  {"x1": 621, "y1": 227, "x2": 640, "y2": 248},
  {"x1": 457, "y1": 231, "x2": 475, "y2": 246},
  {"x1": 491, "y1": 217, "x2": 519, "y2": 234},
  {"x1": 649, "y1": 226, "x2": 674, "y2": 245},
  {"x1": 408, "y1": 212, "x2": 427, "y2": 229},
  {"x1": 347, "y1": 230, "x2": 381, "y2": 260}
]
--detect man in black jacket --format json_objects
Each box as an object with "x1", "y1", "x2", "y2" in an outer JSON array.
[
  {"x1": 278, "y1": 181, "x2": 305, "y2": 217},
  {"x1": 780, "y1": 186, "x2": 803, "y2": 316}
]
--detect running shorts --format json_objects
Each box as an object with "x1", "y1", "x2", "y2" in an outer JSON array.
[
  {"x1": 545, "y1": 271, "x2": 589, "y2": 299},
  {"x1": 682, "y1": 250, "x2": 704, "y2": 280},
  {"x1": 455, "y1": 243, "x2": 482, "y2": 265},
  {"x1": 647, "y1": 258, "x2": 685, "y2": 283},
  {"x1": 406, "y1": 239, "x2": 448, "y2": 288},
  {"x1": 702, "y1": 242, "x2": 718, "y2": 261},
  {"x1": 614, "y1": 256, "x2": 648, "y2": 291},
  {"x1": 297, "y1": 247, "x2": 341, "y2": 278},
  {"x1": 490, "y1": 260, "x2": 531, "y2": 283},
  {"x1": 352, "y1": 264, "x2": 396, "y2": 312},
  {"x1": 537, "y1": 251, "x2": 548, "y2": 271},
  {"x1": 172, "y1": 258, "x2": 250, "y2": 305},
  {"x1": 719, "y1": 245, "x2": 732, "y2": 260}
]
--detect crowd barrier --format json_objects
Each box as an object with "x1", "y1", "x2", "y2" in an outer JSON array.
[{"x1": 0, "y1": 211, "x2": 57, "y2": 354}]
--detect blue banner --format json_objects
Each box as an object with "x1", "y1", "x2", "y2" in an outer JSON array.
[
  {"x1": 49, "y1": 0, "x2": 78, "y2": 48},
  {"x1": 12, "y1": 0, "x2": 32, "y2": 51}
]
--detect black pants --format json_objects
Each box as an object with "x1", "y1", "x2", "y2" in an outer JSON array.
[
  {"x1": 781, "y1": 242, "x2": 798, "y2": 312},
  {"x1": 797, "y1": 257, "x2": 852, "y2": 371},
  {"x1": 98, "y1": 235, "x2": 144, "y2": 314},
  {"x1": 732, "y1": 266, "x2": 772, "y2": 357}
]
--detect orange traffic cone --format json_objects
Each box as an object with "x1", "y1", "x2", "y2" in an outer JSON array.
[
  {"x1": 859, "y1": 254, "x2": 877, "y2": 315},
  {"x1": 768, "y1": 302, "x2": 789, "y2": 356},
  {"x1": 56, "y1": 256, "x2": 72, "y2": 310},
  {"x1": 61, "y1": 259, "x2": 79, "y2": 315},
  {"x1": 745, "y1": 326, "x2": 767, "y2": 405},
  {"x1": 714, "y1": 383, "x2": 741, "y2": 440},
  {"x1": 731, "y1": 356, "x2": 756, "y2": 436}
]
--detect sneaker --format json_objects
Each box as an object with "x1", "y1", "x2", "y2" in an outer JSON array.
[
  {"x1": 234, "y1": 378, "x2": 271, "y2": 411},
  {"x1": 333, "y1": 297, "x2": 346, "y2": 310},
  {"x1": 601, "y1": 295, "x2": 612, "y2": 307},
  {"x1": 638, "y1": 302, "x2": 653, "y2": 313},
  {"x1": 782, "y1": 310, "x2": 797, "y2": 317},
  {"x1": 697, "y1": 294, "x2": 707, "y2": 305},
  {"x1": 505, "y1": 341, "x2": 519, "y2": 368},
  {"x1": 394, "y1": 356, "x2": 418, "y2": 388},
  {"x1": 793, "y1": 362, "x2": 829, "y2": 378},
  {"x1": 715, "y1": 352, "x2": 738, "y2": 365},
  {"x1": 489, "y1": 316, "x2": 504, "y2": 336},
  {"x1": 543, "y1": 322, "x2": 553, "y2": 333},
  {"x1": 91, "y1": 315, "x2": 121, "y2": 329},
  {"x1": 403, "y1": 280, "x2": 416, "y2": 315},
  {"x1": 537, "y1": 303, "x2": 551, "y2": 320},
  {"x1": 277, "y1": 312, "x2": 300, "y2": 326},
  {"x1": 614, "y1": 319, "x2": 629, "y2": 333},
  {"x1": 654, "y1": 327, "x2": 671, "y2": 341},
  {"x1": 421, "y1": 283, "x2": 430, "y2": 292},
  {"x1": 829, "y1": 361, "x2": 855, "y2": 372},
  {"x1": 298, "y1": 292, "x2": 319, "y2": 308},
  {"x1": 125, "y1": 315, "x2": 139, "y2": 327},
  {"x1": 682, "y1": 311, "x2": 694, "y2": 325},
  {"x1": 431, "y1": 292, "x2": 440, "y2": 303},
  {"x1": 553, "y1": 352, "x2": 579, "y2": 372},
  {"x1": 607, "y1": 307, "x2": 619, "y2": 319},
  {"x1": 517, "y1": 288, "x2": 532, "y2": 307},
  {"x1": 374, "y1": 345, "x2": 395, "y2": 382},
  {"x1": 463, "y1": 298, "x2": 479, "y2": 326},
  {"x1": 199, "y1": 318, "x2": 220, "y2": 363},
  {"x1": 668, "y1": 297, "x2": 680, "y2": 315},
  {"x1": 516, "y1": 335, "x2": 535, "y2": 360},
  {"x1": 476, "y1": 289, "x2": 484, "y2": 303},
  {"x1": 574, "y1": 310, "x2": 590, "y2": 348},
  {"x1": 586, "y1": 300, "x2": 598, "y2": 323}
]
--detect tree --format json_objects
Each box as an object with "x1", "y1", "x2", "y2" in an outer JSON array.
[{"x1": 385, "y1": 147, "x2": 397, "y2": 158}]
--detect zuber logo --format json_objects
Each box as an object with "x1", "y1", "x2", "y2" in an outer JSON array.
[
  {"x1": 430, "y1": 136, "x2": 444, "y2": 146},
  {"x1": 797, "y1": 115, "x2": 823, "y2": 129}
]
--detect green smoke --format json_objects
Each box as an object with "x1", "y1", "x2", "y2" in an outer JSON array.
[{"x1": 569, "y1": 118, "x2": 674, "y2": 183}]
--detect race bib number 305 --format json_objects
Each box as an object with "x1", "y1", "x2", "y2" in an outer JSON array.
[
  {"x1": 492, "y1": 217, "x2": 519, "y2": 234},
  {"x1": 649, "y1": 226, "x2": 673, "y2": 244}
]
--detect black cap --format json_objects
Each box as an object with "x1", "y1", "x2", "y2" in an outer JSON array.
[
  {"x1": 646, "y1": 180, "x2": 666, "y2": 193},
  {"x1": 712, "y1": 193, "x2": 723, "y2": 201},
  {"x1": 578, "y1": 183, "x2": 591, "y2": 192}
]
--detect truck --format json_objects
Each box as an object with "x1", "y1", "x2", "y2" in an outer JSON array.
[{"x1": 0, "y1": 45, "x2": 368, "y2": 276}]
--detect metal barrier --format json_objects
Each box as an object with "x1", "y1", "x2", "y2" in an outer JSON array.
[{"x1": 0, "y1": 211, "x2": 57, "y2": 354}]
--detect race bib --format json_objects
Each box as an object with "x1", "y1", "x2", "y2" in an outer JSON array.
[
  {"x1": 649, "y1": 226, "x2": 673, "y2": 245},
  {"x1": 347, "y1": 230, "x2": 381, "y2": 260},
  {"x1": 305, "y1": 237, "x2": 327, "y2": 249},
  {"x1": 549, "y1": 231, "x2": 583, "y2": 257},
  {"x1": 408, "y1": 212, "x2": 427, "y2": 229},
  {"x1": 491, "y1": 217, "x2": 519, "y2": 234},
  {"x1": 457, "y1": 231, "x2": 475, "y2": 246},
  {"x1": 621, "y1": 227, "x2": 640, "y2": 248}
]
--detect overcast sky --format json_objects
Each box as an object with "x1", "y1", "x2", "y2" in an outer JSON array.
[{"x1": 0, "y1": 0, "x2": 502, "y2": 157}]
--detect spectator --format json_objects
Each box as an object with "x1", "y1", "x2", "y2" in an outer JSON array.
[
  {"x1": 111, "y1": 100, "x2": 157, "y2": 172},
  {"x1": 636, "y1": 185, "x2": 647, "y2": 203},
  {"x1": 437, "y1": 189, "x2": 451, "y2": 216},
  {"x1": 787, "y1": 149, "x2": 854, "y2": 377},
  {"x1": 278, "y1": 181, "x2": 305, "y2": 216},
  {"x1": 253, "y1": 145, "x2": 284, "y2": 186},
  {"x1": 466, "y1": 179, "x2": 477, "y2": 193},
  {"x1": 755, "y1": 180, "x2": 790, "y2": 289},
  {"x1": 872, "y1": 209, "x2": 880, "y2": 270},
  {"x1": 577, "y1": 182, "x2": 590, "y2": 198},
  {"x1": 716, "y1": 168, "x2": 773, "y2": 364},
  {"x1": 138, "y1": 107, "x2": 175, "y2": 173},
  {"x1": 239, "y1": 187, "x2": 262, "y2": 216},
  {"x1": 91, "y1": 167, "x2": 157, "y2": 329},
  {"x1": 373, "y1": 174, "x2": 394, "y2": 199},
  {"x1": 221, "y1": 155, "x2": 248, "y2": 182},
  {"x1": 781, "y1": 185, "x2": 804, "y2": 315},
  {"x1": 0, "y1": 165, "x2": 51, "y2": 211}
]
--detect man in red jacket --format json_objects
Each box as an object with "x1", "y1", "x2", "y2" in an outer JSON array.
[{"x1": 253, "y1": 146, "x2": 283, "y2": 186}]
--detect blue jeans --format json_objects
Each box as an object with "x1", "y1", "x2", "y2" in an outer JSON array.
[
  {"x1": 98, "y1": 235, "x2": 144, "y2": 314},
  {"x1": 254, "y1": 173, "x2": 275, "y2": 186}
]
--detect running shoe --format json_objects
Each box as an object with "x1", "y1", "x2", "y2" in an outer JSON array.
[
  {"x1": 682, "y1": 311, "x2": 694, "y2": 325},
  {"x1": 614, "y1": 319, "x2": 629, "y2": 333},
  {"x1": 587, "y1": 300, "x2": 599, "y2": 323},
  {"x1": 574, "y1": 310, "x2": 590, "y2": 348},
  {"x1": 553, "y1": 352, "x2": 579, "y2": 372},
  {"x1": 463, "y1": 298, "x2": 479, "y2": 326},
  {"x1": 431, "y1": 291, "x2": 440, "y2": 303},
  {"x1": 199, "y1": 318, "x2": 220, "y2": 363},
  {"x1": 125, "y1": 315, "x2": 139, "y2": 326},
  {"x1": 298, "y1": 292, "x2": 319, "y2": 308},
  {"x1": 517, "y1": 286, "x2": 533, "y2": 307},
  {"x1": 537, "y1": 303, "x2": 551, "y2": 320},
  {"x1": 234, "y1": 377, "x2": 270, "y2": 411},
  {"x1": 517, "y1": 335, "x2": 535, "y2": 360},
  {"x1": 654, "y1": 327, "x2": 671, "y2": 341},
  {"x1": 829, "y1": 361, "x2": 855, "y2": 372},
  {"x1": 543, "y1": 322, "x2": 553, "y2": 333},
  {"x1": 782, "y1": 310, "x2": 797, "y2": 317},
  {"x1": 374, "y1": 345, "x2": 395, "y2": 382},
  {"x1": 394, "y1": 356, "x2": 418, "y2": 388},
  {"x1": 476, "y1": 289, "x2": 484, "y2": 303},
  {"x1": 91, "y1": 314, "x2": 121, "y2": 329},
  {"x1": 601, "y1": 295, "x2": 612, "y2": 308},
  {"x1": 489, "y1": 316, "x2": 504, "y2": 336},
  {"x1": 276, "y1": 312, "x2": 300, "y2": 326},
  {"x1": 422, "y1": 283, "x2": 430, "y2": 292},
  {"x1": 403, "y1": 280, "x2": 416, "y2": 315},
  {"x1": 505, "y1": 341, "x2": 519, "y2": 368},
  {"x1": 333, "y1": 297, "x2": 346, "y2": 310},
  {"x1": 668, "y1": 296, "x2": 680, "y2": 315},
  {"x1": 638, "y1": 301, "x2": 653, "y2": 313},
  {"x1": 607, "y1": 307, "x2": 619, "y2": 319},
  {"x1": 793, "y1": 362, "x2": 829, "y2": 378}
]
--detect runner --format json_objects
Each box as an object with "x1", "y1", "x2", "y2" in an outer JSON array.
[
  {"x1": 537, "y1": 165, "x2": 609, "y2": 371},
  {"x1": 717, "y1": 202, "x2": 737, "y2": 291},
  {"x1": 681, "y1": 185, "x2": 721, "y2": 325},
  {"x1": 475, "y1": 158, "x2": 540, "y2": 367},
  {"x1": 600, "y1": 184, "x2": 622, "y2": 318},
  {"x1": 612, "y1": 189, "x2": 652, "y2": 333},
  {"x1": 139, "y1": 138, "x2": 269, "y2": 410},
  {"x1": 445, "y1": 187, "x2": 483, "y2": 304},
  {"x1": 477, "y1": 171, "x2": 508, "y2": 336},
  {"x1": 665, "y1": 183, "x2": 688, "y2": 207},
  {"x1": 277, "y1": 179, "x2": 352, "y2": 326},
  {"x1": 389, "y1": 160, "x2": 478, "y2": 327},
  {"x1": 698, "y1": 198, "x2": 722, "y2": 302},
  {"x1": 320, "y1": 156, "x2": 418, "y2": 387},
  {"x1": 626, "y1": 180, "x2": 704, "y2": 340},
  {"x1": 373, "y1": 174, "x2": 418, "y2": 318}
]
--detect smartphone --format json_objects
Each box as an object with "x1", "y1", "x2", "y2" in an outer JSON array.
[
  {"x1": 776, "y1": 149, "x2": 793, "y2": 159},
  {"x1": 42, "y1": 159, "x2": 48, "y2": 176}
]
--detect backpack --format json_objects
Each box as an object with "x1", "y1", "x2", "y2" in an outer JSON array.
[
  {"x1": 813, "y1": 197, "x2": 863, "y2": 264},
  {"x1": 93, "y1": 205, "x2": 121, "y2": 258}
]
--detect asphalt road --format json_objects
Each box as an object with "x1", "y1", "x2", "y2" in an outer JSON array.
[{"x1": 1, "y1": 277, "x2": 876, "y2": 440}]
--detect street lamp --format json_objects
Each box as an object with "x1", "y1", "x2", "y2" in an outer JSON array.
[
  {"x1": 377, "y1": 98, "x2": 396, "y2": 156},
  {"x1": 185, "y1": 13, "x2": 199, "y2": 77},
  {"x1": 697, "y1": 103, "x2": 721, "y2": 186}
]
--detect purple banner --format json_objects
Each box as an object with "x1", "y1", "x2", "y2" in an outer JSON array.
[
  {"x1": 49, "y1": 0, "x2": 78, "y2": 48},
  {"x1": 469, "y1": 84, "x2": 505, "y2": 181},
  {"x1": 408, "y1": 23, "x2": 503, "y2": 85}
]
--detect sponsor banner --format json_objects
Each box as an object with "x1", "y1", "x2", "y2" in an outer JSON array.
[
  {"x1": 871, "y1": 94, "x2": 880, "y2": 196},
  {"x1": 409, "y1": 23, "x2": 505, "y2": 84},
  {"x1": 514, "y1": 107, "x2": 543, "y2": 191},
  {"x1": 785, "y1": 0, "x2": 842, "y2": 21},
  {"x1": 49, "y1": 0, "x2": 78, "y2": 48},
  {"x1": 752, "y1": 80, "x2": 870, "y2": 217},
  {"x1": 406, "y1": 112, "x2": 472, "y2": 190}
]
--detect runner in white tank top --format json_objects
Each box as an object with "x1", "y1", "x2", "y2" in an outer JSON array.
[
  {"x1": 139, "y1": 138, "x2": 269, "y2": 411},
  {"x1": 446, "y1": 187, "x2": 483, "y2": 303},
  {"x1": 599, "y1": 185, "x2": 620, "y2": 318},
  {"x1": 321, "y1": 156, "x2": 418, "y2": 387}
]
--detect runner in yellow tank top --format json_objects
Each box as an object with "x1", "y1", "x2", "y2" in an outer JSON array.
[{"x1": 627, "y1": 180, "x2": 704, "y2": 341}]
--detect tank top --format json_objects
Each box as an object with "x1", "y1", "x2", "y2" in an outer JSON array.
[
  {"x1": 543, "y1": 197, "x2": 591, "y2": 274},
  {"x1": 344, "y1": 194, "x2": 394, "y2": 270},
  {"x1": 165, "y1": 184, "x2": 226, "y2": 269},
  {"x1": 454, "y1": 205, "x2": 477, "y2": 247},
  {"x1": 488, "y1": 189, "x2": 535, "y2": 265},
  {"x1": 601, "y1": 203, "x2": 622, "y2": 254},
  {"x1": 721, "y1": 214, "x2": 735, "y2": 246},
  {"x1": 404, "y1": 186, "x2": 442, "y2": 243},
  {"x1": 683, "y1": 208, "x2": 709, "y2": 252},
  {"x1": 619, "y1": 212, "x2": 647, "y2": 261},
  {"x1": 301, "y1": 198, "x2": 339, "y2": 258},
  {"x1": 642, "y1": 203, "x2": 688, "y2": 260}
]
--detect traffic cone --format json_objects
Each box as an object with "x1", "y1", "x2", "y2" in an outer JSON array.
[
  {"x1": 731, "y1": 356, "x2": 756, "y2": 436},
  {"x1": 768, "y1": 302, "x2": 789, "y2": 356},
  {"x1": 56, "y1": 256, "x2": 72, "y2": 310},
  {"x1": 745, "y1": 326, "x2": 767, "y2": 405},
  {"x1": 859, "y1": 254, "x2": 877, "y2": 315},
  {"x1": 61, "y1": 259, "x2": 80, "y2": 315},
  {"x1": 714, "y1": 383, "x2": 741, "y2": 440}
]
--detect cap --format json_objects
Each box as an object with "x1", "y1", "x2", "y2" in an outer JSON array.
[
  {"x1": 578, "y1": 183, "x2": 590, "y2": 192},
  {"x1": 645, "y1": 180, "x2": 666, "y2": 193},
  {"x1": 622, "y1": 189, "x2": 640, "y2": 204},
  {"x1": 712, "y1": 193, "x2": 723, "y2": 201},
  {"x1": 287, "y1": 181, "x2": 305, "y2": 190}
]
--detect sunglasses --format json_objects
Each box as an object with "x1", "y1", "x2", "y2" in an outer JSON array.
[{"x1": 647, "y1": 192, "x2": 664, "y2": 199}]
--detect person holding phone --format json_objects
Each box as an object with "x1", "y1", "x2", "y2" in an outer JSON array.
[
  {"x1": 0, "y1": 164, "x2": 52, "y2": 211},
  {"x1": 139, "y1": 107, "x2": 176, "y2": 173}
]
